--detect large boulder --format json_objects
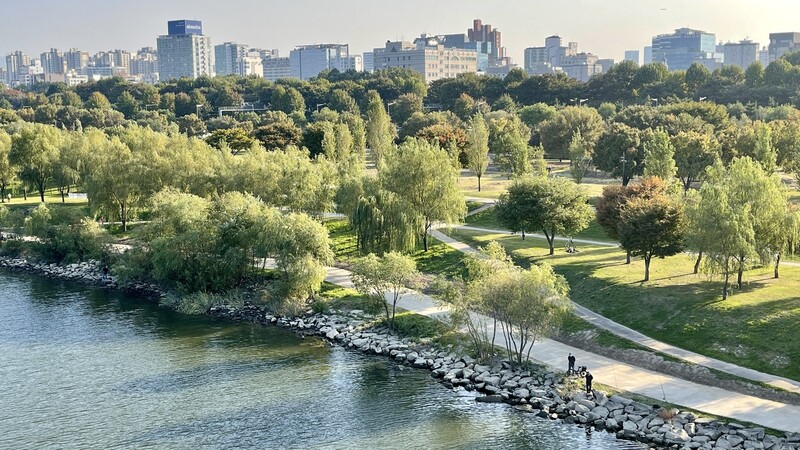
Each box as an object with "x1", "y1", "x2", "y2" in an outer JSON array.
[{"x1": 664, "y1": 427, "x2": 690, "y2": 443}]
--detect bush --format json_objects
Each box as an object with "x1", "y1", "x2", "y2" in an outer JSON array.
[
  {"x1": 0, "y1": 238, "x2": 27, "y2": 258},
  {"x1": 32, "y1": 218, "x2": 111, "y2": 264},
  {"x1": 310, "y1": 298, "x2": 330, "y2": 314},
  {"x1": 161, "y1": 290, "x2": 247, "y2": 315}
]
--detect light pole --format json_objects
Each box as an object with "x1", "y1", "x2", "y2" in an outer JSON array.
[
  {"x1": 698, "y1": 96, "x2": 707, "y2": 102},
  {"x1": 386, "y1": 101, "x2": 397, "y2": 117},
  {"x1": 196, "y1": 104, "x2": 203, "y2": 117},
  {"x1": 648, "y1": 97, "x2": 660, "y2": 107},
  {"x1": 620, "y1": 151, "x2": 628, "y2": 186},
  {"x1": 316, "y1": 103, "x2": 327, "y2": 112}
]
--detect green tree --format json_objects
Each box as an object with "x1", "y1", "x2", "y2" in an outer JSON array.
[
  {"x1": 592, "y1": 122, "x2": 642, "y2": 186},
  {"x1": 205, "y1": 128, "x2": 255, "y2": 155},
  {"x1": 539, "y1": 106, "x2": 605, "y2": 160},
  {"x1": 115, "y1": 91, "x2": 140, "y2": 119},
  {"x1": 465, "y1": 113, "x2": 490, "y2": 191},
  {"x1": 253, "y1": 121, "x2": 302, "y2": 150},
  {"x1": 52, "y1": 132, "x2": 85, "y2": 202},
  {"x1": 351, "y1": 252, "x2": 420, "y2": 330},
  {"x1": 618, "y1": 194, "x2": 686, "y2": 281},
  {"x1": 475, "y1": 263, "x2": 571, "y2": 368},
  {"x1": 568, "y1": 130, "x2": 591, "y2": 184},
  {"x1": 489, "y1": 114, "x2": 534, "y2": 177},
  {"x1": 642, "y1": 128, "x2": 677, "y2": 181},
  {"x1": 271, "y1": 85, "x2": 306, "y2": 114},
  {"x1": 390, "y1": 92, "x2": 423, "y2": 125},
  {"x1": 176, "y1": 113, "x2": 207, "y2": 137},
  {"x1": 381, "y1": 138, "x2": 466, "y2": 251},
  {"x1": 85, "y1": 92, "x2": 111, "y2": 110},
  {"x1": 365, "y1": 90, "x2": 394, "y2": 166},
  {"x1": 672, "y1": 131, "x2": 721, "y2": 191},
  {"x1": 0, "y1": 130, "x2": 15, "y2": 203},
  {"x1": 328, "y1": 89, "x2": 360, "y2": 115},
  {"x1": 495, "y1": 177, "x2": 593, "y2": 255},
  {"x1": 9, "y1": 123, "x2": 63, "y2": 202}
]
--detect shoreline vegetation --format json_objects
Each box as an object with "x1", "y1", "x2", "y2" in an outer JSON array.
[{"x1": 3, "y1": 256, "x2": 800, "y2": 449}]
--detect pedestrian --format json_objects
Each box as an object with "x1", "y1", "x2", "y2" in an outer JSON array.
[
  {"x1": 102, "y1": 266, "x2": 109, "y2": 280},
  {"x1": 5, "y1": 193, "x2": 10, "y2": 203},
  {"x1": 585, "y1": 370, "x2": 593, "y2": 394},
  {"x1": 568, "y1": 353, "x2": 576, "y2": 375}
]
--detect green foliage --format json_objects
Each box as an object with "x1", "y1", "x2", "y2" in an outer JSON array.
[
  {"x1": 350, "y1": 251, "x2": 420, "y2": 330},
  {"x1": 488, "y1": 112, "x2": 535, "y2": 177},
  {"x1": 642, "y1": 128, "x2": 677, "y2": 181},
  {"x1": 495, "y1": 176, "x2": 593, "y2": 255},
  {"x1": 567, "y1": 130, "x2": 591, "y2": 183},
  {"x1": 390, "y1": 93, "x2": 423, "y2": 125},
  {"x1": 618, "y1": 194, "x2": 686, "y2": 281},
  {"x1": 592, "y1": 122, "x2": 642, "y2": 185},
  {"x1": 672, "y1": 131, "x2": 721, "y2": 191},
  {"x1": 253, "y1": 121, "x2": 302, "y2": 150},
  {"x1": 465, "y1": 113, "x2": 490, "y2": 191},
  {"x1": 205, "y1": 128, "x2": 256, "y2": 154},
  {"x1": 365, "y1": 90, "x2": 394, "y2": 165},
  {"x1": 539, "y1": 106, "x2": 605, "y2": 160},
  {"x1": 381, "y1": 138, "x2": 466, "y2": 251},
  {"x1": 271, "y1": 85, "x2": 306, "y2": 114},
  {"x1": 9, "y1": 122, "x2": 63, "y2": 202}
]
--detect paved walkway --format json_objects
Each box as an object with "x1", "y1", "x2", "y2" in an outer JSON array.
[
  {"x1": 431, "y1": 225, "x2": 800, "y2": 396},
  {"x1": 312, "y1": 256, "x2": 800, "y2": 432}
]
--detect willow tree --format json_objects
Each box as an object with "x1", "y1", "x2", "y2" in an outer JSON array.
[
  {"x1": 0, "y1": 129, "x2": 15, "y2": 202},
  {"x1": 381, "y1": 138, "x2": 466, "y2": 251},
  {"x1": 9, "y1": 123, "x2": 63, "y2": 202},
  {"x1": 465, "y1": 113, "x2": 490, "y2": 191},
  {"x1": 352, "y1": 187, "x2": 419, "y2": 255}
]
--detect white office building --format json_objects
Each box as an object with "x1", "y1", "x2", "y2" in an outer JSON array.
[
  {"x1": 215, "y1": 42, "x2": 248, "y2": 76},
  {"x1": 289, "y1": 44, "x2": 360, "y2": 80},
  {"x1": 156, "y1": 19, "x2": 214, "y2": 80},
  {"x1": 262, "y1": 57, "x2": 291, "y2": 81},
  {"x1": 373, "y1": 35, "x2": 478, "y2": 83},
  {"x1": 722, "y1": 40, "x2": 759, "y2": 69}
]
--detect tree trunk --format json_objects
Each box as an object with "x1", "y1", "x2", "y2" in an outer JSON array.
[
  {"x1": 521, "y1": 230, "x2": 525, "y2": 240},
  {"x1": 23, "y1": 189, "x2": 27, "y2": 200},
  {"x1": 38, "y1": 181, "x2": 45, "y2": 203},
  {"x1": 121, "y1": 203, "x2": 127, "y2": 232},
  {"x1": 737, "y1": 255, "x2": 745, "y2": 289},
  {"x1": 644, "y1": 254, "x2": 651, "y2": 281},
  {"x1": 693, "y1": 251, "x2": 702, "y2": 274},
  {"x1": 683, "y1": 177, "x2": 691, "y2": 192},
  {"x1": 60, "y1": 188, "x2": 66, "y2": 203},
  {"x1": 626, "y1": 249, "x2": 631, "y2": 264},
  {"x1": 0, "y1": 184, "x2": 5, "y2": 203},
  {"x1": 722, "y1": 259, "x2": 730, "y2": 300},
  {"x1": 422, "y1": 230, "x2": 429, "y2": 252},
  {"x1": 775, "y1": 253, "x2": 781, "y2": 279},
  {"x1": 477, "y1": 174, "x2": 481, "y2": 192},
  {"x1": 544, "y1": 230, "x2": 554, "y2": 255}
]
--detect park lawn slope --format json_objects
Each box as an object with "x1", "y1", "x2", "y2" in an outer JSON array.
[
  {"x1": 465, "y1": 205, "x2": 614, "y2": 243},
  {"x1": 446, "y1": 227, "x2": 800, "y2": 381}
]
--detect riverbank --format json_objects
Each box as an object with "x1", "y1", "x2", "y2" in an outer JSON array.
[{"x1": 2, "y1": 255, "x2": 799, "y2": 450}]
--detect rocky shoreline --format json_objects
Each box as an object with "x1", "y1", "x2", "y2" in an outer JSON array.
[{"x1": 2, "y1": 255, "x2": 799, "y2": 450}]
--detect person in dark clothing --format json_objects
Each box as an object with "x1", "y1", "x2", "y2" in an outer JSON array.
[
  {"x1": 585, "y1": 371, "x2": 593, "y2": 394},
  {"x1": 568, "y1": 353, "x2": 576, "y2": 374},
  {"x1": 102, "y1": 266, "x2": 109, "y2": 280}
]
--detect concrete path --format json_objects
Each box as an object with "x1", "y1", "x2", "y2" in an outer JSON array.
[
  {"x1": 309, "y1": 255, "x2": 800, "y2": 432},
  {"x1": 431, "y1": 226, "x2": 800, "y2": 396}
]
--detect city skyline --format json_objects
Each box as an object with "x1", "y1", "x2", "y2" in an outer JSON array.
[{"x1": 3, "y1": 0, "x2": 800, "y2": 66}]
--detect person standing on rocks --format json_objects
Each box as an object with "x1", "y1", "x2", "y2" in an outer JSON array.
[
  {"x1": 102, "y1": 266, "x2": 109, "y2": 280},
  {"x1": 568, "y1": 353, "x2": 576, "y2": 375},
  {"x1": 585, "y1": 370, "x2": 593, "y2": 394}
]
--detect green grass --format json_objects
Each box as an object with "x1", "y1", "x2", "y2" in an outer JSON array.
[
  {"x1": 325, "y1": 219, "x2": 467, "y2": 279},
  {"x1": 466, "y1": 201, "x2": 485, "y2": 212},
  {"x1": 464, "y1": 206, "x2": 613, "y2": 243},
  {"x1": 446, "y1": 227, "x2": 800, "y2": 381},
  {"x1": 318, "y1": 281, "x2": 384, "y2": 315}
]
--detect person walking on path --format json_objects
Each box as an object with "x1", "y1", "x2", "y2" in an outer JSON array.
[
  {"x1": 568, "y1": 353, "x2": 576, "y2": 375},
  {"x1": 585, "y1": 371, "x2": 594, "y2": 394}
]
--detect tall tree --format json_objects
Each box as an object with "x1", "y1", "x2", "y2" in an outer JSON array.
[
  {"x1": 381, "y1": 138, "x2": 466, "y2": 251},
  {"x1": 568, "y1": 130, "x2": 591, "y2": 184},
  {"x1": 642, "y1": 128, "x2": 677, "y2": 181},
  {"x1": 0, "y1": 129, "x2": 15, "y2": 203},
  {"x1": 539, "y1": 106, "x2": 605, "y2": 160},
  {"x1": 592, "y1": 122, "x2": 642, "y2": 186},
  {"x1": 464, "y1": 113, "x2": 490, "y2": 191},
  {"x1": 9, "y1": 123, "x2": 63, "y2": 202},
  {"x1": 495, "y1": 177, "x2": 593, "y2": 255},
  {"x1": 672, "y1": 131, "x2": 721, "y2": 191},
  {"x1": 365, "y1": 90, "x2": 395, "y2": 166},
  {"x1": 618, "y1": 195, "x2": 686, "y2": 281}
]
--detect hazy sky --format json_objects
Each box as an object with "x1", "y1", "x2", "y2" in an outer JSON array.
[{"x1": 3, "y1": 0, "x2": 800, "y2": 65}]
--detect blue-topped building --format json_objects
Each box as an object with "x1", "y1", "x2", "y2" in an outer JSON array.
[
  {"x1": 651, "y1": 27, "x2": 721, "y2": 71},
  {"x1": 168, "y1": 20, "x2": 203, "y2": 36}
]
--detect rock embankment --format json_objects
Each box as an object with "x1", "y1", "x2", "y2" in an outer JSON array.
[{"x1": 210, "y1": 304, "x2": 800, "y2": 450}]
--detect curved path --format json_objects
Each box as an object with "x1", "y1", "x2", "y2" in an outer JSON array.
[
  {"x1": 431, "y1": 224, "x2": 800, "y2": 397},
  {"x1": 290, "y1": 255, "x2": 800, "y2": 433}
]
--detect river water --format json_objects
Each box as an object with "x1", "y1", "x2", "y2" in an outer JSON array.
[{"x1": 0, "y1": 272, "x2": 642, "y2": 450}]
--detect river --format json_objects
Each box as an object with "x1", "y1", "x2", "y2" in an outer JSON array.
[{"x1": 0, "y1": 272, "x2": 642, "y2": 449}]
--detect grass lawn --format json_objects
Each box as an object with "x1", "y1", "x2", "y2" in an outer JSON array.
[
  {"x1": 325, "y1": 219, "x2": 468, "y2": 279},
  {"x1": 446, "y1": 227, "x2": 800, "y2": 381},
  {"x1": 464, "y1": 205, "x2": 614, "y2": 243}
]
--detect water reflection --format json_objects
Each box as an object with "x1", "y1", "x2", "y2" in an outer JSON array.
[{"x1": 0, "y1": 272, "x2": 640, "y2": 449}]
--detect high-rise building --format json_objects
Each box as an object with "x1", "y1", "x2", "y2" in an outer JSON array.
[
  {"x1": 759, "y1": 46, "x2": 770, "y2": 66},
  {"x1": 560, "y1": 53, "x2": 603, "y2": 82},
  {"x1": 131, "y1": 47, "x2": 159, "y2": 83},
  {"x1": 524, "y1": 35, "x2": 577, "y2": 74},
  {"x1": 363, "y1": 52, "x2": 375, "y2": 73},
  {"x1": 156, "y1": 19, "x2": 214, "y2": 80},
  {"x1": 215, "y1": 42, "x2": 248, "y2": 76},
  {"x1": 373, "y1": 36, "x2": 477, "y2": 83},
  {"x1": 64, "y1": 48, "x2": 89, "y2": 71},
  {"x1": 768, "y1": 32, "x2": 800, "y2": 62},
  {"x1": 262, "y1": 57, "x2": 291, "y2": 81},
  {"x1": 239, "y1": 52, "x2": 263, "y2": 77},
  {"x1": 5, "y1": 51, "x2": 30, "y2": 85},
  {"x1": 722, "y1": 40, "x2": 759, "y2": 69},
  {"x1": 651, "y1": 28, "x2": 721, "y2": 71},
  {"x1": 289, "y1": 44, "x2": 359, "y2": 80},
  {"x1": 40, "y1": 48, "x2": 66, "y2": 75},
  {"x1": 643, "y1": 46, "x2": 653, "y2": 64},
  {"x1": 467, "y1": 19, "x2": 509, "y2": 67},
  {"x1": 624, "y1": 50, "x2": 640, "y2": 65}
]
